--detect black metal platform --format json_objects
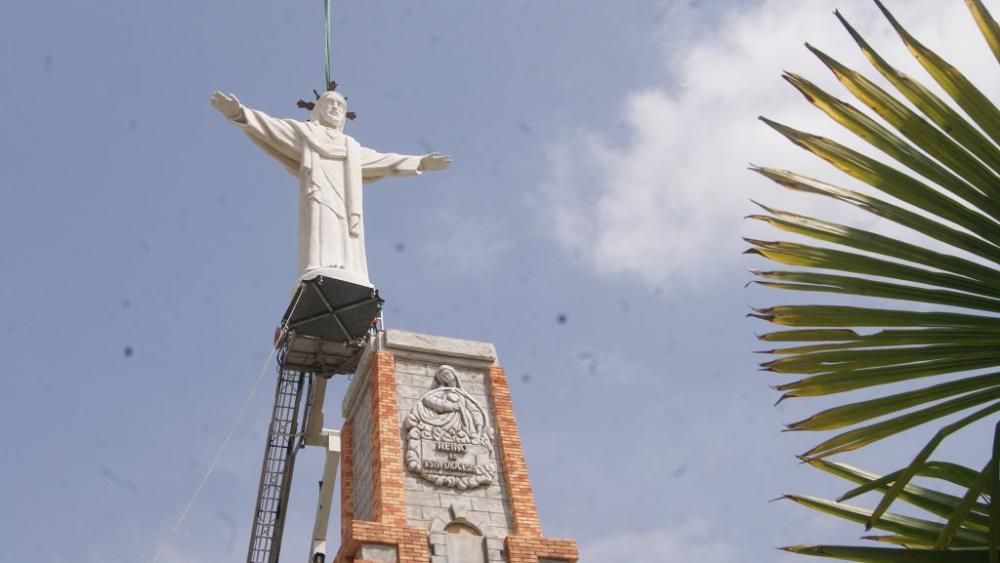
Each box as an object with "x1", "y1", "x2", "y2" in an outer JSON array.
[{"x1": 276, "y1": 275, "x2": 382, "y2": 376}]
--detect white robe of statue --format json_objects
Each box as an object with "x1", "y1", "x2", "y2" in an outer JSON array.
[{"x1": 211, "y1": 89, "x2": 451, "y2": 288}]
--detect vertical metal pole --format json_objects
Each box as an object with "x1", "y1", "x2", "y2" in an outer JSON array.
[{"x1": 308, "y1": 431, "x2": 341, "y2": 562}]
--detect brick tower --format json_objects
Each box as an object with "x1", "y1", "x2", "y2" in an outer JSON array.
[{"x1": 332, "y1": 329, "x2": 578, "y2": 563}]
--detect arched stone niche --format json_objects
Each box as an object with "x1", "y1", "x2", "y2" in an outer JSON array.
[{"x1": 429, "y1": 504, "x2": 489, "y2": 562}]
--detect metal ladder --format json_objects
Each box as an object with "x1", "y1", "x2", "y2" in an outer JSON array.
[{"x1": 246, "y1": 368, "x2": 307, "y2": 563}]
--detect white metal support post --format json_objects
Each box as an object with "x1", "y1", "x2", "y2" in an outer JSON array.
[{"x1": 308, "y1": 429, "x2": 341, "y2": 563}]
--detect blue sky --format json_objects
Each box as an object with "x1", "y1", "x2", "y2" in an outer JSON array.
[{"x1": 1, "y1": 1, "x2": 996, "y2": 562}]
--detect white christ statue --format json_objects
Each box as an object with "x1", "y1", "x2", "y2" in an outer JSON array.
[{"x1": 211, "y1": 89, "x2": 451, "y2": 288}]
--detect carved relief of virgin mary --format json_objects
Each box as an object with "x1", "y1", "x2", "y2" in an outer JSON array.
[{"x1": 405, "y1": 366, "x2": 496, "y2": 489}]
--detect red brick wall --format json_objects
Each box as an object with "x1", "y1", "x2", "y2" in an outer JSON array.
[
  {"x1": 370, "y1": 352, "x2": 407, "y2": 528},
  {"x1": 506, "y1": 536, "x2": 580, "y2": 562},
  {"x1": 490, "y1": 365, "x2": 579, "y2": 563},
  {"x1": 335, "y1": 352, "x2": 430, "y2": 563},
  {"x1": 339, "y1": 420, "x2": 354, "y2": 549},
  {"x1": 488, "y1": 366, "x2": 543, "y2": 536}
]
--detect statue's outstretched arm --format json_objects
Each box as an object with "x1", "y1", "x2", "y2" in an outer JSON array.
[
  {"x1": 359, "y1": 147, "x2": 422, "y2": 180},
  {"x1": 359, "y1": 149, "x2": 452, "y2": 180},
  {"x1": 211, "y1": 91, "x2": 245, "y2": 123},
  {"x1": 211, "y1": 90, "x2": 302, "y2": 169}
]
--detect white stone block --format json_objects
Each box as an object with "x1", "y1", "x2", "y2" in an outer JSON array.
[
  {"x1": 423, "y1": 505, "x2": 447, "y2": 522},
  {"x1": 447, "y1": 496, "x2": 474, "y2": 511},
  {"x1": 487, "y1": 511, "x2": 511, "y2": 527},
  {"x1": 397, "y1": 384, "x2": 425, "y2": 399},
  {"x1": 384, "y1": 329, "x2": 497, "y2": 364},
  {"x1": 406, "y1": 504, "x2": 422, "y2": 521},
  {"x1": 358, "y1": 543, "x2": 398, "y2": 562},
  {"x1": 408, "y1": 490, "x2": 443, "y2": 508},
  {"x1": 464, "y1": 382, "x2": 487, "y2": 395},
  {"x1": 429, "y1": 532, "x2": 448, "y2": 545},
  {"x1": 471, "y1": 498, "x2": 504, "y2": 513}
]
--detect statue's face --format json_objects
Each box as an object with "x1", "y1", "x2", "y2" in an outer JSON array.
[
  {"x1": 315, "y1": 93, "x2": 347, "y2": 130},
  {"x1": 438, "y1": 367, "x2": 459, "y2": 388}
]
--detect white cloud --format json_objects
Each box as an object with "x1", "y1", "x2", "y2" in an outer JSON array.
[
  {"x1": 538, "y1": 0, "x2": 998, "y2": 290},
  {"x1": 583, "y1": 518, "x2": 737, "y2": 563}
]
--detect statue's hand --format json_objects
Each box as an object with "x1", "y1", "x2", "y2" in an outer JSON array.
[
  {"x1": 210, "y1": 90, "x2": 243, "y2": 121},
  {"x1": 349, "y1": 214, "x2": 362, "y2": 237},
  {"x1": 418, "y1": 152, "x2": 452, "y2": 172}
]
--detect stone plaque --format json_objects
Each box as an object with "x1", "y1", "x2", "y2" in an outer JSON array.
[{"x1": 404, "y1": 366, "x2": 496, "y2": 489}]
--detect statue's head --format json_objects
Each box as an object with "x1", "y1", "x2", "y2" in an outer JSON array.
[
  {"x1": 297, "y1": 81, "x2": 357, "y2": 130},
  {"x1": 435, "y1": 365, "x2": 461, "y2": 389},
  {"x1": 311, "y1": 91, "x2": 348, "y2": 131}
]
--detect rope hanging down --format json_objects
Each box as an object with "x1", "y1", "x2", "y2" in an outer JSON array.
[
  {"x1": 150, "y1": 347, "x2": 276, "y2": 563},
  {"x1": 149, "y1": 291, "x2": 306, "y2": 563},
  {"x1": 324, "y1": 0, "x2": 332, "y2": 87}
]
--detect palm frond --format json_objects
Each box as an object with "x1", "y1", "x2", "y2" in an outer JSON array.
[{"x1": 751, "y1": 0, "x2": 1000, "y2": 557}]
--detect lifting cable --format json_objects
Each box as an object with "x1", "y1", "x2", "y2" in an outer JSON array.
[
  {"x1": 324, "y1": 0, "x2": 333, "y2": 87},
  {"x1": 150, "y1": 292, "x2": 305, "y2": 563}
]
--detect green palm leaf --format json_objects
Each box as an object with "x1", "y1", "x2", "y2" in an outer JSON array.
[
  {"x1": 782, "y1": 460, "x2": 994, "y2": 559},
  {"x1": 965, "y1": 0, "x2": 1000, "y2": 65},
  {"x1": 783, "y1": 495, "x2": 988, "y2": 546},
  {"x1": 750, "y1": 0, "x2": 1000, "y2": 558},
  {"x1": 783, "y1": 544, "x2": 989, "y2": 562}
]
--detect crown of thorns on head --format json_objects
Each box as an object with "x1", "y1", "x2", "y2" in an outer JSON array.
[{"x1": 296, "y1": 81, "x2": 357, "y2": 120}]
